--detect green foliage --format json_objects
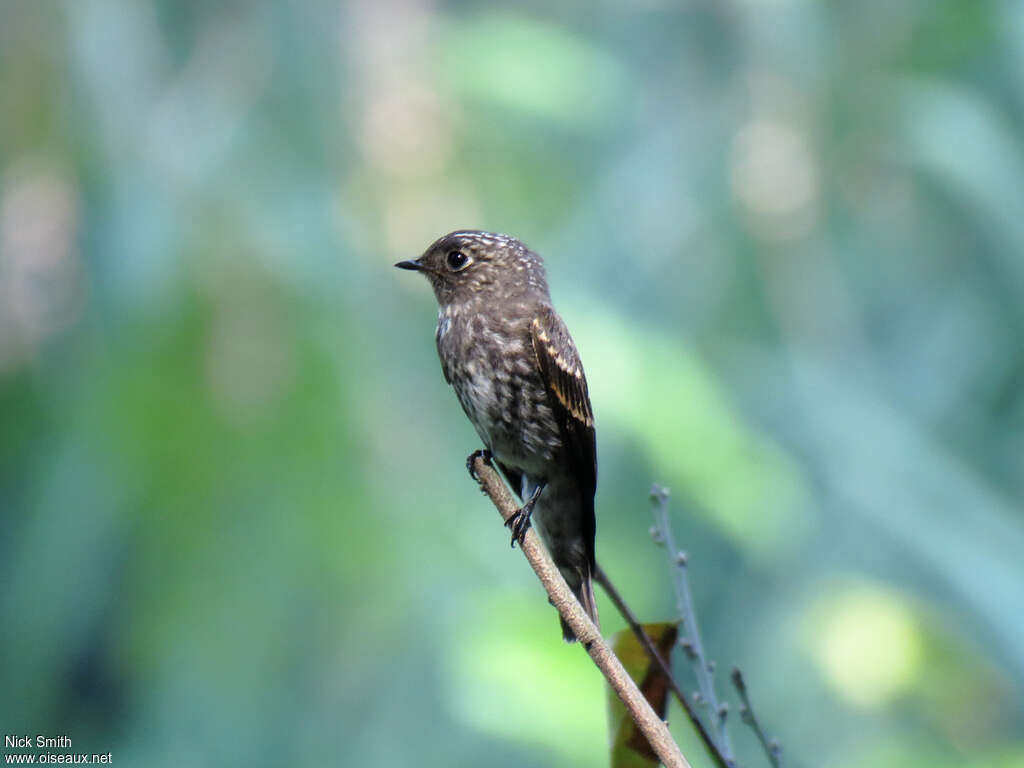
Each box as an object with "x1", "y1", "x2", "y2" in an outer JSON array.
[{"x1": 1, "y1": 1, "x2": 1022, "y2": 766}]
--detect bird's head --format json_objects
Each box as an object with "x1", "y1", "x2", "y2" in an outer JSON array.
[{"x1": 395, "y1": 230, "x2": 549, "y2": 308}]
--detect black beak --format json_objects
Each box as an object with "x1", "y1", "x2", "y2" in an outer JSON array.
[{"x1": 394, "y1": 259, "x2": 423, "y2": 271}]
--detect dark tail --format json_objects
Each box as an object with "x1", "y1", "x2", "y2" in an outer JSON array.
[{"x1": 560, "y1": 564, "x2": 599, "y2": 642}]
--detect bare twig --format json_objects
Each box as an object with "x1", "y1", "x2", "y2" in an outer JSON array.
[
  {"x1": 732, "y1": 668, "x2": 782, "y2": 768},
  {"x1": 650, "y1": 485, "x2": 736, "y2": 763},
  {"x1": 470, "y1": 455, "x2": 693, "y2": 768},
  {"x1": 594, "y1": 564, "x2": 735, "y2": 768}
]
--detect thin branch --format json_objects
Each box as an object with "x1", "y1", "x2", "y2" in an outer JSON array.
[
  {"x1": 731, "y1": 668, "x2": 782, "y2": 768},
  {"x1": 650, "y1": 485, "x2": 736, "y2": 763},
  {"x1": 594, "y1": 564, "x2": 735, "y2": 768},
  {"x1": 469, "y1": 455, "x2": 693, "y2": 768}
]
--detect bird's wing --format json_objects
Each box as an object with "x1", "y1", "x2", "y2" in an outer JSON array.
[{"x1": 530, "y1": 306, "x2": 597, "y2": 564}]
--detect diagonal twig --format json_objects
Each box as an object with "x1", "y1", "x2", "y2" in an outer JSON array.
[
  {"x1": 732, "y1": 668, "x2": 782, "y2": 768},
  {"x1": 469, "y1": 455, "x2": 693, "y2": 768},
  {"x1": 650, "y1": 484, "x2": 736, "y2": 763},
  {"x1": 594, "y1": 564, "x2": 735, "y2": 768}
]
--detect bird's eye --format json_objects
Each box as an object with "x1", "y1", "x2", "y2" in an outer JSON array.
[{"x1": 446, "y1": 250, "x2": 470, "y2": 271}]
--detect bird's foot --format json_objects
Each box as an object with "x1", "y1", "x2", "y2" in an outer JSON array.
[
  {"x1": 506, "y1": 482, "x2": 545, "y2": 548},
  {"x1": 466, "y1": 448, "x2": 493, "y2": 482}
]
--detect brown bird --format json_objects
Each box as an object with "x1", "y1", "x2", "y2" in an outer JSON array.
[{"x1": 396, "y1": 230, "x2": 599, "y2": 641}]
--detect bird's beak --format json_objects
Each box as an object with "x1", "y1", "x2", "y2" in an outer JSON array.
[{"x1": 394, "y1": 259, "x2": 423, "y2": 271}]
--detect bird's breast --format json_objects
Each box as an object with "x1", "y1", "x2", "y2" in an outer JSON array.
[{"x1": 439, "y1": 307, "x2": 562, "y2": 472}]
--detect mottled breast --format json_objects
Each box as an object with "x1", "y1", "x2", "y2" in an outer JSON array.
[{"x1": 436, "y1": 304, "x2": 562, "y2": 472}]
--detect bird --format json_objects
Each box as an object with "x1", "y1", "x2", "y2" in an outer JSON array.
[{"x1": 396, "y1": 230, "x2": 599, "y2": 641}]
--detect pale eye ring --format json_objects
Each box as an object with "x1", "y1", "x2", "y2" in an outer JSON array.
[{"x1": 446, "y1": 250, "x2": 470, "y2": 271}]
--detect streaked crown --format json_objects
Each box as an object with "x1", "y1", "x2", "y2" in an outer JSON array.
[{"x1": 395, "y1": 230, "x2": 550, "y2": 307}]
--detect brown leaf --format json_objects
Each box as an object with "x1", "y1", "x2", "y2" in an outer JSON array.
[{"x1": 607, "y1": 622, "x2": 679, "y2": 767}]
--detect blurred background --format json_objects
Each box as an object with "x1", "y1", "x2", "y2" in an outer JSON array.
[{"x1": 2, "y1": 1, "x2": 1023, "y2": 766}]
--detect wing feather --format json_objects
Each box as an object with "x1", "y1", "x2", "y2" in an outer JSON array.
[{"x1": 530, "y1": 307, "x2": 597, "y2": 567}]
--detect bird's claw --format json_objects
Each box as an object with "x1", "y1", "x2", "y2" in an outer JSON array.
[
  {"x1": 466, "y1": 449, "x2": 493, "y2": 482},
  {"x1": 506, "y1": 505, "x2": 533, "y2": 548},
  {"x1": 505, "y1": 485, "x2": 543, "y2": 548}
]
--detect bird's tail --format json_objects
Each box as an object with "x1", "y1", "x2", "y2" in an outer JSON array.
[{"x1": 559, "y1": 563, "x2": 599, "y2": 643}]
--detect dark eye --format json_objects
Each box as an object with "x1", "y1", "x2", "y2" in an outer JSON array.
[{"x1": 446, "y1": 250, "x2": 470, "y2": 271}]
